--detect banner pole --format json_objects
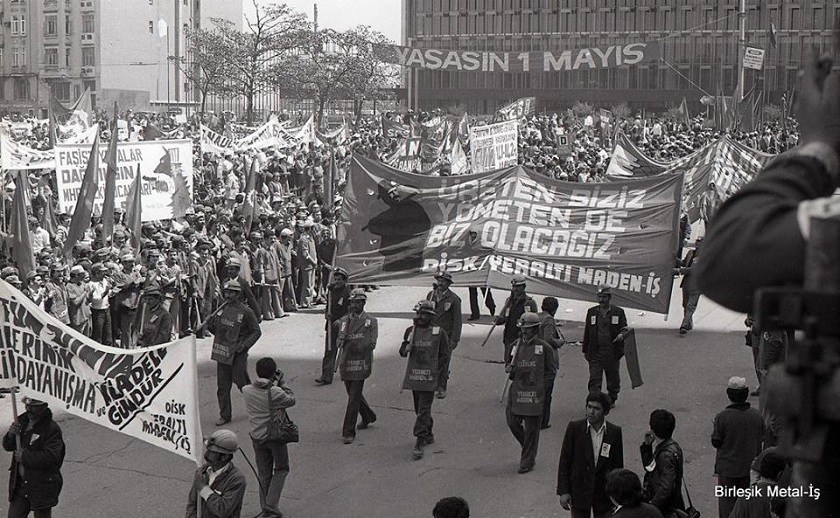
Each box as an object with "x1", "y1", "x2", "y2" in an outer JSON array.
[{"x1": 10, "y1": 388, "x2": 23, "y2": 477}]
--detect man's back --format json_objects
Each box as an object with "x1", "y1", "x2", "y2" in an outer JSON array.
[{"x1": 712, "y1": 402, "x2": 764, "y2": 478}]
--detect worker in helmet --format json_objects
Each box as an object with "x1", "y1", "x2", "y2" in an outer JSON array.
[{"x1": 186, "y1": 429, "x2": 246, "y2": 518}]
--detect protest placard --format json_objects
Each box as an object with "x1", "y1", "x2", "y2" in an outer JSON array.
[{"x1": 469, "y1": 120, "x2": 519, "y2": 174}]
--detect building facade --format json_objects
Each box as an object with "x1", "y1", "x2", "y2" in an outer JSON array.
[
  {"x1": 0, "y1": 0, "x2": 243, "y2": 116},
  {"x1": 401, "y1": 0, "x2": 833, "y2": 113}
]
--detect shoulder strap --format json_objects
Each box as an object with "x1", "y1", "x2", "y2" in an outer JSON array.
[{"x1": 265, "y1": 386, "x2": 275, "y2": 419}]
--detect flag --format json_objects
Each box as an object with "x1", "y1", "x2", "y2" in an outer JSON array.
[
  {"x1": 769, "y1": 22, "x2": 777, "y2": 47},
  {"x1": 101, "y1": 102, "x2": 119, "y2": 243},
  {"x1": 325, "y1": 151, "x2": 336, "y2": 209},
  {"x1": 450, "y1": 137, "x2": 470, "y2": 175},
  {"x1": 49, "y1": 87, "x2": 92, "y2": 145},
  {"x1": 497, "y1": 97, "x2": 536, "y2": 120},
  {"x1": 242, "y1": 157, "x2": 258, "y2": 233},
  {"x1": 124, "y1": 164, "x2": 142, "y2": 251},
  {"x1": 62, "y1": 131, "x2": 100, "y2": 257},
  {"x1": 679, "y1": 98, "x2": 691, "y2": 126},
  {"x1": 9, "y1": 170, "x2": 35, "y2": 279},
  {"x1": 35, "y1": 190, "x2": 57, "y2": 237}
]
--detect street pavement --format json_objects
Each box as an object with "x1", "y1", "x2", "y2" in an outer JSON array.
[{"x1": 0, "y1": 283, "x2": 756, "y2": 517}]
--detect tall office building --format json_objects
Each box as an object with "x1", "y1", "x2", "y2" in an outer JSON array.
[
  {"x1": 402, "y1": 0, "x2": 832, "y2": 113},
  {"x1": 0, "y1": 0, "x2": 243, "y2": 116}
]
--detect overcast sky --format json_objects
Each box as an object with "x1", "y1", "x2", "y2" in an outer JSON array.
[{"x1": 246, "y1": 0, "x2": 402, "y2": 42}]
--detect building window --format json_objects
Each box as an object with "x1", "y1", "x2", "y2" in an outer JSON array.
[
  {"x1": 65, "y1": 14, "x2": 72, "y2": 34},
  {"x1": 149, "y1": 21, "x2": 154, "y2": 34},
  {"x1": 84, "y1": 79, "x2": 95, "y2": 93},
  {"x1": 44, "y1": 47, "x2": 58, "y2": 66},
  {"x1": 12, "y1": 47, "x2": 26, "y2": 67},
  {"x1": 20, "y1": 15, "x2": 26, "y2": 35},
  {"x1": 82, "y1": 13, "x2": 94, "y2": 33},
  {"x1": 11, "y1": 17, "x2": 20, "y2": 35},
  {"x1": 45, "y1": 15, "x2": 58, "y2": 36},
  {"x1": 65, "y1": 47, "x2": 70, "y2": 65},
  {"x1": 14, "y1": 78, "x2": 29, "y2": 100},
  {"x1": 0, "y1": 48, "x2": 3, "y2": 68},
  {"x1": 82, "y1": 46, "x2": 94, "y2": 66},
  {"x1": 54, "y1": 81, "x2": 71, "y2": 101}
]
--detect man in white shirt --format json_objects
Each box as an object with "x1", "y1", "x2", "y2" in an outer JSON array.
[
  {"x1": 28, "y1": 217, "x2": 50, "y2": 256},
  {"x1": 88, "y1": 263, "x2": 113, "y2": 345}
]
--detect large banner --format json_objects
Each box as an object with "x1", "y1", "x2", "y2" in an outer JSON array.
[
  {"x1": 498, "y1": 97, "x2": 537, "y2": 120},
  {"x1": 337, "y1": 157, "x2": 683, "y2": 314},
  {"x1": 0, "y1": 280, "x2": 202, "y2": 464},
  {"x1": 381, "y1": 42, "x2": 660, "y2": 73},
  {"x1": 55, "y1": 139, "x2": 193, "y2": 221},
  {"x1": 606, "y1": 132, "x2": 773, "y2": 222},
  {"x1": 1, "y1": 125, "x2": 98, "y2": 171},
  {"x1": 470, "y1": 120, "x2": 518, "y2": 174}
]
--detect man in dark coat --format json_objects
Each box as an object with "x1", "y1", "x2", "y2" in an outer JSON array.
[
  {"x1": 712, "y1": 377, "x2": 764, "y2": 518},
  {"x1": 641, "y1": 409, "x2": 685, "y2": 517},
  {"x1": 495, "y1": 274, "x2": 538, "y2": 365},
  {"x1": 425, "y1": 271, "x2": 462, "y2": 399},
  {"x1": 557, "y1": 391, "x2": 624, "y2": 518},
  {"x1": 316, "y1": 267, "x2": 351, "y2": 385},
  {"x1": 134, "y1": 283, "x2": 173, "y2": 347},
  {"x1": 582, "y1": 285, "x2": 628, "y2": 406},
  {"x1": 3, "y1": 397, "x2": 65, "y2": 518},
  {"x1": 537, "y1": 296, "x2": 565, "y2": 429},
  {"x1": 186, "y1": 429, "x2": 246, "y2": 518},
  {"x1": 674, "y1": 240, "x2": 701, "y2": 335}
]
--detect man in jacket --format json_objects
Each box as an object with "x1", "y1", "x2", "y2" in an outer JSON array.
[
  {"x1": 426, "y1": 271, "x2": 462, "y2": 399},
  {"x1": 134, "y1": 283, "x2": 173, "y2": 348},
  {"x1": 111, "y1": 254, "x2": 143, "y2": 347},
  {"x1": 336, "y1": 288, "x2": 378, "y2": 444},
  {"x1": 186, "y1": 429, "x2": 247, "y2": 518},
  {"x1": 641, "y1": 409, "x2": 685, "y2": 517},
  {"x1": 273, "y1": 228, "x2": 296, "y2": 312},
  {"x1": 221, "y1": 258, "x2": 261, "y2": 320},
  {"x1": 199, "y1": 279, "x2": 262, "y2": 426},
  {"x1": 254, "y1": 232, "x2": 285, "y2": 321},
  {"x1": 296, "y1": 220, "x2": 318, "y2": 308},
  {"x1": 316, "y1": 267, "x2": 351, "y2": 385},
  {"x1": 242, "y1": 358, "x2": 295, "y2": 518},
  {"x1": 495, "y1": 274, "x2": 538, "y2": 365},
  {"x1": 582, "y1": 286, "x2": 628, "y2": 407},
  {"x1": 674, "y1": 241, "x2": 701, "y2": 336},
  {"x1": 537, "y1": 296, "x2": 565, "y2": 429},
  {"x1": 3, "y1": 397, "x2": 65, "y2": 518},
  {"x1": 557, "y1": 391, "x2": 624, "y2": 518},
  {"x1": 712, "y1": 377, "x2": 764, "y2": 518},
  {"x1": 44, "y1": 264, "x2": 70, "y2": 326},
  {"x1": 400, "y1": 300, "x2": 449, "y2": 460},
  {"x1": 66, "y1": 265, "x2": 91, "y2": 337},
  {"x1": 505, "y1": 312, "x2": 552, "y2": 474}
]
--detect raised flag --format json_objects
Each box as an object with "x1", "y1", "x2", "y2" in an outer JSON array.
[
  {"x1": 124, "y1": 164, "x2": 143, "y2": 251},
  {"x1": 449, "y1": 137, "x2": 470, "y2": 175},
  {"x1": 9, "y1": 170, "x2": 35, "y2": 280},
  {"x1": 62, "y1": 130, "x2": 100, "y2": 257},
  {"x1": 497, "y1": 97, "x2": 536, "y2": 120},
  {"x1": 678, "y1": 98, "x2": 690, "y2": 126},
  {"x1": 769, "y1": 21, "x2": 777, "y2": 47},
  {"x1": 101, "y1": 103, "x2": 119, "y2": 243}
]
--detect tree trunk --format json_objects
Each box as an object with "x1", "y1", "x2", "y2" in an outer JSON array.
[
  {"x1": 317, "y1": 97, "x2": 326, "y2": 131},
  {"x1": 246, "y1": 91, "x2": 254, "y2": 126},
  {"x1": 200, "y1": 90, "x2": 207, "y2": 115},
  {"x1": 354, "y1": 98, "x2": 363, "y2": 128}
]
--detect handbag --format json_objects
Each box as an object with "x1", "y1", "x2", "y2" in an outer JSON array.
[
  {"x1": 673, "y1": 478, "x2": 700, "y2": 518},
  {"x1": 264, "y1": 386, "x2": 299, "y2": 443}
]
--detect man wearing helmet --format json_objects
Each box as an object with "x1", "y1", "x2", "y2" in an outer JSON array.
[
  {"x1": 495, "y1": 274, "x2": 538, "y2": 364},
  {"x1": 582, "y1": 285, "x2": 629, "y2": 407},
  {"x1": 505, "y1": 312, "x2": 553, "y2": 474},
  {"x1": 134, "y1": 282, "x2": 173, "y2": 347},
  {"x1": 186, "y1": 429, "x2": 247, "y2": 518},
  {"x1": 400, "y1": 300, "x2": 450, "y2": 460},
  {"x1": 316, "y1": 267, "x2": 352, "y2": 386},
  {"x1": 198, "y1": 279, "x2": 262, "y2": 426},
  {"x1": 426, "y1": 270, "x2": 462, "y2": 399},
  {"x1": 336, "y1": 288, "x2": 378, "y2": 444}
]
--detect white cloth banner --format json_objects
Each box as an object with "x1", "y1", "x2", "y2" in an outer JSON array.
[
  {"x1": 1, "y1": 126, "x2": 98, "y2": 171},
  {"x1": 0, "y1": 280, "x2": 202, "y2": 464},
  {"x1": 469, "y1": 120, "x2": 518, "y2": 174},
  {"x1": 55, "y1": 139, "x2": 193, "y2": 221}
]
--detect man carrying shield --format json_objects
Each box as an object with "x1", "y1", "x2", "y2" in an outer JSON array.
[{"x1": 399, "y1": 300, "x2": 450, "y2": 460}]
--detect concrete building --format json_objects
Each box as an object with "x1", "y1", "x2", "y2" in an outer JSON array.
[
  {"x1": 0, "y1": 0, "x2": 243, "y2": 116},
  {"x1": 401, "y1": 0, "x2": 831, "y2": 113}
]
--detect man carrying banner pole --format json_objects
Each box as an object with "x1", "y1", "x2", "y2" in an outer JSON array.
[
  {"x1": 186, "y1": 429, "x2": 246, "y2": 518},
  {"x1": 494, "y1": 275, "x2": 538, "y2": 365},
  {"x1": 425, "y1": 271, "x2": 461, "y2": 399}
]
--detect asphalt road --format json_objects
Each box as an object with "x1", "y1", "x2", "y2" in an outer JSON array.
[{"x1": 0, "y1": 285, "x2": 755, "y2": 518}]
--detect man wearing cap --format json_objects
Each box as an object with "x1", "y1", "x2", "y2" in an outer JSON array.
[
  {"x1": 186, "y1": 429, "x2": 247, "y2": 518},
  {"x1": 221, "y1": 257, "x2": 261, "y2": 320},
  {"x1": 400, "y1": 300, "x2": 449, "y2": 459},
  {"x1": 582, "y1": 286, "x2": 629, "y2": 407},
  {"x1": 110, "y1": 254, "x2": 143, "y2": 347},
  {"x1": 199, "y1": 279, "x2": 262, "y2": 426},
  {"x1": 3, "y1": 397, "x2": 65, "y2": 517},
  {"x1": 134, "y1": 283, "x2": 173, "y2": 347},
  {"x1": 712, "y1": 376, "x2": 764, "y2": 518},
  {"x1": 66, "y1": 266, "x2": 91, "y2": 336},
  {"x1": 336, "y1": 288, "x2": 378, "y2": 443},
  {"x1": 195, "y1": 240, "x2": 221, "y2": 337},
  {"x1": 273, "y1": 228, "x2": 296, "y2": 312},
  {"x1": 316, "y1": 267, "x2": 352, "y2": 385},
  {"x1": 45, "y1": 264, "x2": 70, "y2": 325},
  {"x1": 296, "y1": 220, "x2": 318, "y2": 308},
  {"x1": 505, "y1": 312, "x2": 553, "y2": 474},
  {"x1": 426, "y1": 271, "x2": 462, "y2": 399},
  {"x1": 87, "y1": 263, "x2": 113, "y2": 345},
  {"x1": 495, "y1": 274, "x2": 538, "y2": 365},
  {"x1": 254, "y1": 232, "x2": 284, "y2": 320}
]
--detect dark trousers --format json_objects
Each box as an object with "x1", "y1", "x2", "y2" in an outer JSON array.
[
  {"x1": 343, "y1": 380, "x2": 376, "y2": 438},
  {"x1": 8, "y1": 491, "x2": 52, "y2": 518},
  {"x1": 588, "y1": 350, "x2": 620, "y2": 403},
  {"x1": 505, "y1": 404, "x2": 541, "y2": 470},
  {"x1": 281, "y1": 276, "x2": 297, "y2": 312},
  {"x1": 468, "y1": 287, "x2": 496, "y2": 317},
  {"x1": 541, "y1": 377, "x2": 555, "y2": 428},
  {"x1": 118, "y1": 308, "x2": 136, "y2": 348},
  {"x1": 252, "y1": 438, "x2": 290, "y2": 516},
  {"x1": 90, "y1": 308, "x2": 113, "y2": 345},
  {"x1": 412, "y1": 390, "x2": 434, "y2": 441},
  {"x1": 570, "y1": 508, "x2": 610, "y2": 518},
  {"x1": 681, "y1": 290, "x2": 700, "y2": 330},
  {"x1": 216, "y1": 352, "x2": 250, "y2": 421},
  {"x1": 437, "y1": 342, "x2": 452, "y2": 392},
  {"x1": 751, "y1": 340, "x2": 762, "y2": 388},
  {"x1": 717, "y1": 475, "x2": 749, "y2": 518},
  {"x1": 319, "y1": 323, "x2": 339, "y2": 382}
]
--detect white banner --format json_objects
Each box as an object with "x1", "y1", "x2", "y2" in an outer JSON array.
[
  {"x1": 469, "y1": 120, "x2": 518, "y2": 174},
  {"x1": 0, "y1": 280, "x2": 202, "y2": 464},
  {"x1": 55, "y1": 139, "x2": 193, "y2": 221},
  {"x1": 0, "y1": 130, "x2": 55, "y2": 170}
]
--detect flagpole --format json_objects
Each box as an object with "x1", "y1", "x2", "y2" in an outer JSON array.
[{"x1": 736, "y1": 0, "x2": 746, "y2": 102}]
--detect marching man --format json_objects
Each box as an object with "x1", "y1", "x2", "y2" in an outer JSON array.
[
  {"x1": 336, "y1": 288, "x2": 378, "y2": 444},
  {"x1": 399, "y1": 300, "x2": 449, "y2": 460},
  {"x1": 505, "y1": 312, "x2": 552, "y2": 474}
]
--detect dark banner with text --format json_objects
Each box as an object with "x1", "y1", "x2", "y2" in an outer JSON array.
[{"x1": 337, "y1": 157, "x2": 683, "y2": 314}]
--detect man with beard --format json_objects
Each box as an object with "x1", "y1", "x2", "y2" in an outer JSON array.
[
  {"x1": 425, "y1": 271, "x2": 462, "y2": 399},
  {"x1": 400, "y1": 300, "x2": 449, "y2": 460},
  {"x1": 186, "y1": 429, "x2": 246, "y2": 518},
  {"x1": 316, "y1": 267, "x2": 351, "y2": 386}
]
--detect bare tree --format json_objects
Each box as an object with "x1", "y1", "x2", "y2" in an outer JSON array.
[{"x1": 181, "y1": 24, "x2": 229, "y2": 114}]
